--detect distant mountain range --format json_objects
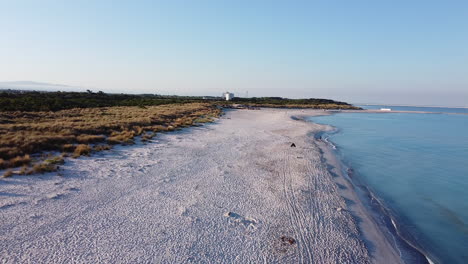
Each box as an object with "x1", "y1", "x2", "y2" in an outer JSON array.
[{"x1": 0, "y1": 81, "x2": 84, "y2": 92}]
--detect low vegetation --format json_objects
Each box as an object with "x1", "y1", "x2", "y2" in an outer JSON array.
[
  {"x1": 225, "y1": 97, "x2": 361, "y2": 109},
  {"x1": 2, "y1": 154, "x2": 65, "y2": 177},
  {"x1": 72, "y1": 144, "x2": 92, "y2": 158},
  {"x1": 0, "y1": 90, "x2": 358, "y2": 177},
  {"x1": 0, "y1": 90, "x2": 203, "y2": 112},
  {"x1": 0, "y1": 102, "x2": 221, "y2": 174},
  {"x1": 93, "y1": 144, "x2": 112, "y2": 152},
  {"x1": 141, "y1": 132, "x2": 156, "y2": 142},
  {"x1": 2, "y1": 169, "x2": 13, "y2": 178},
  {"x1": 0, "y1": 154, "x2": 31, "y2": 169},
  {"x1": 0, "y1": 90, "x2": 360, "y2": 112},
  {"x1": 29, "y1": 160, "x2": 61, "y2": 174}
]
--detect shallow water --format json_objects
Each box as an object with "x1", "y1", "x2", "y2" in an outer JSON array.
[
  {"x1": 357, "y1": 104, "x2": 468, "y2": 114},
  {"x1": 309, "y1": 109, "x2": 468, "y2": 264}
]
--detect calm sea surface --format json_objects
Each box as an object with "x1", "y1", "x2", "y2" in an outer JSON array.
[
  {"x1": 358, "y1": 104, "x2": 468, "y2": 114},
  {"x1": 309, "y1": 106, "x2": 468, "y2": 264}
]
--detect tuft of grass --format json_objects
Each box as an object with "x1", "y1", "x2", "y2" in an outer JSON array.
[
  {"x1": 107, "y1": 130, "x2": 135, "y2": 145},
  {"x1": 19, "y1": 165, "x2": 29, "y2": 175},
  {"x1": 76, "y1": 135, "x2": 105, "y2": 144},
  {"x1": 134, "y1": 126, "x2": 144, "y2": 136},
  {"x1": 72, "y1": 144, "x2": 91, "y2": 158},
  {"x1": 62, "y1": 144, "x2": 76, "y2": 152},
  {"x1": 93, "y1": 144, "x2": 112, "y2": 152},
  {"x1": 28, "y1": 162, "x2": 58, "y2": 174},
  {"x1": 194, "y1": 116, "x2": 213, "y2": 124},
  {"x1": 2, "y1": 169, "x2": 14, "y2": 178},
  {"x1": 141, "y1": 132, "x2": 155, "y2": 142},
  {"x1": 0, "y1": 154, "x2": 31, "y2": 169},
  {"x1": 45, "y1": 155, "x2": 65, "y2": 165},
  {"x1": 1, "y1": 155, "x2": 64, "y2": 177}
]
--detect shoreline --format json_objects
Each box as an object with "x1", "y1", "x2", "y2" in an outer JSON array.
[
  {"x1": 297, "y1": 113, "x2": 434, "y2": 264},
  {"x1": 0, "y1": 108, "x2": 417, "y2": 262}
]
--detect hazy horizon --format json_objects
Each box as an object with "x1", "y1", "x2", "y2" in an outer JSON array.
[{"x1": 1, "y1": 1, "x2": 467, "y2": 106}]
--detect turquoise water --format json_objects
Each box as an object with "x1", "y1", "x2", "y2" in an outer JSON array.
[
  {"x1": 357, "y1": 104, "x2": 468, "y2": 114},
  {"x1": 310, "y1": 110, "x2": 468, "y2": 264}
]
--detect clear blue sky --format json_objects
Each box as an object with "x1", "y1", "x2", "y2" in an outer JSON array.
[{"x1": 1, "y1": 0, "x2": 467, "y2": 106}]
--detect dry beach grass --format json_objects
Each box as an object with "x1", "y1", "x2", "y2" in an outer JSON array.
[{"x1": 0, "y1": 103, "x2": 220, "y2": 176}]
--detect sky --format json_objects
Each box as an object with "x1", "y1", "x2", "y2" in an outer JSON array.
[{"x1": 1, "y1": 0, "x2": 467, "y2": 106}]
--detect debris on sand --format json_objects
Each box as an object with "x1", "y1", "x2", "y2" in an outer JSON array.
[
  {"x1": 280, "y1": 236, "x2": 296, "y2": 245},
  {"x1": 290, "y1": 143, "x2": 296, "y2": 147},
  {"x1": 336, "y1": 207, "x2": 345, "y2": 212}
]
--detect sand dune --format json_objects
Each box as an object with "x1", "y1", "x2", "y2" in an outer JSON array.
[{"x1": 0, "y1": 109, "x2": 402, "y2": 263}]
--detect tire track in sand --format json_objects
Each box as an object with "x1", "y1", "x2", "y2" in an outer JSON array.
[{"x1": 280, "y1": 149, "x2": 315, "y2": 263}]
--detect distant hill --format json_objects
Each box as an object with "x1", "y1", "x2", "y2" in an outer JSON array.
[{"x1": 0, "y1": 81, "x2": 84, "y2": 92}]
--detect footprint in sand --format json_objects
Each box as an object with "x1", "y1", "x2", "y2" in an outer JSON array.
[
  {"x1": 46, "y1": 192, "x2": 66, "y2": 200},
  {"x1": 224, "y1": 211, "x2": 258, "y2": 229},
  {"x1": 177, "y1": 206, "x2": 189, "y2": 216},
  {"x1": 0, "y1": 203, "x2": 20, "y2": 210},
  {"x1": 162, "y1": 176, "x2": 175, "y2": 183}
]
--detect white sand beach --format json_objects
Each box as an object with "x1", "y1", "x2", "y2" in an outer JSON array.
[{"x1": 0, "y1": 109, "x2": 403, "y2": 263}]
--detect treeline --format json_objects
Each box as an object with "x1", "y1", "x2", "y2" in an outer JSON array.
[
  {"x1": 0, "y1": 90, "x2": 204, "y2": 111},
  {"x1": 0, "y1": 90, "x2": 359, "y2": 112},
  {"x1": 227, "y1": 97, "x2": 360, "y2": 109},
  {"x1": 231, "y1": 97, "x2": 350, "y2": 106}
]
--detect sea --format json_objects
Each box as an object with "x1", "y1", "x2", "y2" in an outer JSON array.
[{"x1": 308, "y1": 105, "x2": 468, "y2": 264}]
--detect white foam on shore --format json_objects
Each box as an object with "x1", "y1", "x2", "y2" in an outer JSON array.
[{"x1": 322, "y1": 135, "x2": 337, "y2": 149}]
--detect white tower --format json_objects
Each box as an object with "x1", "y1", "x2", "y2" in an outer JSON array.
[{"x1": 223, "y1": 92, "x2": 234, "y2": 101}]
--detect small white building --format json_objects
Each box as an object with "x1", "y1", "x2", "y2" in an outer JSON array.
[{"x1": 223, "y1": 92, "x2": 234, "y2": 101}]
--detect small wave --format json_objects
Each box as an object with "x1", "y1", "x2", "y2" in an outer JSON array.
[
  {"x1": 365, "y1": 183, "x2": 434, "y2": 264},
  {"x1": 314, "y1": 132, "x2": 337, "y2": 150},
  {"x1": 324, "y1": 137, "x2": 337, "y2": 150}
]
